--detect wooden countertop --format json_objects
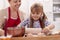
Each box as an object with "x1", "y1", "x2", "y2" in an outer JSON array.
[{"x1": 0, "y1": 35, "x2": 60, "y2": 40}]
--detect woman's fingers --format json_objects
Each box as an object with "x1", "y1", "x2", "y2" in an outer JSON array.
[{"x1": 0, "y1": 29, "x2": 4, "y2": 36}]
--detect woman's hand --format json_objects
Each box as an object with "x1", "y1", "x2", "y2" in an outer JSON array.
[
  {"x1": 7, "y1": 27, "x2": 25, "y2": 37},
  {"x1": 13, "y1": 27, "x2": 25, "y2": 37},
  {"x1": 0, "y1": 29, "x2": 4, "y2": 36}
]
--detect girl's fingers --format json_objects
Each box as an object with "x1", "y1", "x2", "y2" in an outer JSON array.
[{"x1": 42, "y1": 28, "x2": 50, "y2": 34}]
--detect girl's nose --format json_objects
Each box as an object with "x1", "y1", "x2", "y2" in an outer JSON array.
[
  {"x1": 18, "y1": 2, "x2": 21, "y2": 5},
  {"x1": 34, "y1": 13, "x2": 37, "y2": 15}
]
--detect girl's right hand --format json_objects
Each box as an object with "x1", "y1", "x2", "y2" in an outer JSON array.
[{"x1": 27, "y1": 33, "x2": 33, "y2": 37}]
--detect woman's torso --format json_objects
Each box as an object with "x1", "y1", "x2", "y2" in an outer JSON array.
[{"x1": 0, "y1": 7, "x2": 25, "y2": 36}]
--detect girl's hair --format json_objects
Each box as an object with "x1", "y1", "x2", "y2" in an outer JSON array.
[
  {"x1": 8, "y1": 0, "x2": 11, "y2": 1},
  {"x1": 29, "y1": 3, "x2": 47, "y2": 29}
]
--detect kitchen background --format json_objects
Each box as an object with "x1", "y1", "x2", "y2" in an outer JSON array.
[{"x1": 0, "y1": 0, "x2": 60, "y2": 33}]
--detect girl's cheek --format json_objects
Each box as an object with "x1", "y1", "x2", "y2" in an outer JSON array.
[{"x1": 31, "y1": 14, "x2": 34, "y2": 17}]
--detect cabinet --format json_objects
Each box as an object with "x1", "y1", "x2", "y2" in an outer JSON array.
[
  {"x1": 53, "y1": 0, "x2": 60, "y2": 21},
  {"x1": 53, "y1": 0, "x2": 60, "y2": 32}
]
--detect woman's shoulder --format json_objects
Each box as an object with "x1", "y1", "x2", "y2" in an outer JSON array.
[
  {"x1": 19, "y1": 10, "x2": 25, "y2": 16},
  {"x1": 0, "y1": 8, "x2": 8, "y2": 18},
  {"x1": 0, "y1": 8, "x2": 8, "y2": 14},
  {"x1": 0, "y1": 8, "x2": 8, "y2": 12},
  {"x1": 19, "y1": 10, "x2": 26, "y2": 21}
]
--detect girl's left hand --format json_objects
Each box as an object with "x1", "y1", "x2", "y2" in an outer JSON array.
[{"x1": 41, "y1": 27, "x2": 50, "y2": 35}]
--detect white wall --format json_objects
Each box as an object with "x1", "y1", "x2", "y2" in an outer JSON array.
[
  {"x1": 43, "y1": 0, "x2": 53, "y2": 22},
  {"x1": 0, "y1": 0, "x2": 5, "y2": 10},
  {"x1": 0, "y1": 0, "x2": 53, "y2": 19}
]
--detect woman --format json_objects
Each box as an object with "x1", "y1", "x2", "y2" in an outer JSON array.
[
  {"x1": 19, "y1": 3, "x2": 55, "y2": 36},
  {"x1": 0, "y1": 0, "x2": 25, "y2": 37}
]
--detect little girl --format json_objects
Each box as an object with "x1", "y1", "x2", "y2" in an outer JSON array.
[{"x1": 19, "y1": 3, "x2": 55, "y2": 36}]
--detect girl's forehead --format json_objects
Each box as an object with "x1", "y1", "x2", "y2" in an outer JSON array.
[
  {"x1": 32, "y1": 8, "x2": 43, "y2": 13},
  {"x1": 10, "y1": 0, "x2": 21, "y2": 1}
]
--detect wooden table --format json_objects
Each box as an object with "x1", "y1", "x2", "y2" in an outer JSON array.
[{"x1": 0, "y1": 35, "x2": 60, "y2": 40}]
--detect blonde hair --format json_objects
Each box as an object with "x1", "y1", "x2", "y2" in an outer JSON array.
[{"x1": 30, "y1": 3, "x2": 47, "y2": 29}]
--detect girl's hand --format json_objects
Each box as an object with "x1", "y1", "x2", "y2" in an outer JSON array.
[
  {"x1": 38, "y1": 33, "x2": 46, "y2": 37},
  {"x1": 42, "y1": 27, "x2": 50, "y2": 35},
  {"x1": 27, "y1": 33, "x2": 33, "y2": 37}
]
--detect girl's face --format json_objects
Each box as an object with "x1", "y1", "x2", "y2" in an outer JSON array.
[
  {"x1": 8, "y1": 0, "x2": 21, "y2": 11},
  {"x1": 31, "y1": 12, "x2": 42, "y2": 21}
]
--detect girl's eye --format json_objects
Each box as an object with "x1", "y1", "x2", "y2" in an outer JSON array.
[
  {"x1": 36, "y1": 12, "x2": 40, "y2": 15},
  {"x1": 32, "y1": 12, "x2": 35, "y2": 14},
  {"x1": 14, "y1": 1, "x2": 17, "y2": 3},
  {"x1": 32, "y1": 13, "x2": 35, "y2": 14},
  {"x1": 37, "y1": 13, "x2": 39, "y2": 14},
  {"x1": 19, "y1": 0, "x2": 21, "y2": 2}
]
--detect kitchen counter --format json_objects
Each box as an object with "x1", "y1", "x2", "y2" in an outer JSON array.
[{"x1": 0, "y1": 35, "x2": 60, "y2": 40}]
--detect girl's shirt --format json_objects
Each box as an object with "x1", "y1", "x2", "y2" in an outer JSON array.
[{"x1": 20, "y1": 18, "x2": 51, "y2": 28}]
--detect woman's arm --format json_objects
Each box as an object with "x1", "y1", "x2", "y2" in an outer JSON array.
[
  {"x1": 0, "y1": 29, "x2": 4, "y2": 36},
  {"x1": 17, "y1": 11, "x2": 26, "y2": 27},
  {"x1": 18, "y1": 10, "x2": 29, "y2": 27},
  {"x1": 0, "y1": 10, "x2": 5, "y2": 28},
  {"x1": 19, "y1": 11, "x2": 26, "y2": 21},
  {"x1": 0, "y1": 9, "x2": 6, "y2": 36}
]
